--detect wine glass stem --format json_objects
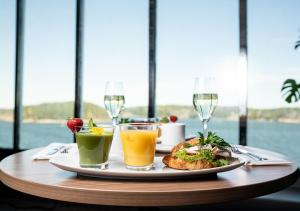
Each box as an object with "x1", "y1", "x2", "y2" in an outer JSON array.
[
  {"x1": 203, "y1": 120, "x2": 208, "y2": 139},
  {"x1": 112, "y1": 117, "x2": 118, "y2": 127}
]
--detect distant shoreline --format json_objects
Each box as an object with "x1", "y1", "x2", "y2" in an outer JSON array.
[{"x1": 1, "y1": 102, "x2": 299, "y2": 124}]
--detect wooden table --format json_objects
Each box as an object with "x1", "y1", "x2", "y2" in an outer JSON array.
[{"x1": 0, "y1": 147, "x2": 298, "y2": 207}]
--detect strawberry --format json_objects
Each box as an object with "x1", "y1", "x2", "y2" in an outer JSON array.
[
  {"x1": 67, "y1": 118, "x2": 83, "y2": 133},
  {"x1": 169, "y1": 115, "x2": 178, "y2": 123}
]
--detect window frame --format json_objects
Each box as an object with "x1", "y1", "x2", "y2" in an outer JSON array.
[{"x1": 7, "y1": 0, "x2": 248, "y2": 151}]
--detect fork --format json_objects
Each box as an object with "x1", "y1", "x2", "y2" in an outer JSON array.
[
  {"x1": 61, "y1": 146, "x2": 72, "y2": 154},
  {"x1": 231, "y1": 145, "x2": 268, "y2": 161}
]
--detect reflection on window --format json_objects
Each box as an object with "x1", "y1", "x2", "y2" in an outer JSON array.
[
  {"x1": 83, "y1": 0, "x2": 148, "y2": 121},
  {"x1": 0, "y1": 0, "x2": 15, "y2": 149},
  {"x1": 157, "y1": 0, "x2": 239, "y2": 144},
  {"x1": 20, "y1": 0, "x2": 76, "y2": 149},
  {"x1": 248, "y1": 0, "x2": 300, "y2": 164}
]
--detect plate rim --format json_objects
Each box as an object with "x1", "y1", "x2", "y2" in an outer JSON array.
[{"x1": 49, "y1": 154, "x2": 244, "y2": 179}]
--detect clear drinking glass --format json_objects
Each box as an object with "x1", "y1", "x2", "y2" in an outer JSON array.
[
  {"x1": 104, "y1": 81, "x2": 125, "y2": 126},
  {"x1": 119, "y1": 123, "x2": 159, "y2": 171},
  {"x1": 75, "y1": 125, "x2": 114, "y2": 169},
  {"x1": 193, "y1": 77, "x2": 218, "y2": 139}
]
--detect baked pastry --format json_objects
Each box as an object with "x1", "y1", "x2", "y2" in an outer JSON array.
[{"x1": 162, "y1": 132, "x2": 232, "y2": 170}]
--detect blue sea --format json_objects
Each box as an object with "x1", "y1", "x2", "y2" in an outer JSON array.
[{"x1": 0, "y1": 119, "x2": 299, "y2": 165}]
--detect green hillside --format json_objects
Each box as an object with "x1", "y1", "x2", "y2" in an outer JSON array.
[
  {"x1": 248, "y1": 107, "x2": 300, "y2": 122},
  {"x1": 0, "y1": 102, "x2": 299, "y2": 123},
  {"x1": 0, "y1": 102, "x2": 110, "y2": 122}
]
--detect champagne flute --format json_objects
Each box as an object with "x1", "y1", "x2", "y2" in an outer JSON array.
[
  {"x1": 104, "y1": 81, "x2": 125, "y2": 126},
  {"x1": 193, "y1": 77, "x2": 218, "y2": 139}
]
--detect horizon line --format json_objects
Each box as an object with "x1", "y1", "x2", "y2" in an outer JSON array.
[{"x1": 0, "y1": 101, "x2": 299, "y2": 111}]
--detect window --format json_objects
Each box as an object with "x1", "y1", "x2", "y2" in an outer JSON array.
[
  {"x1": 20, "y1": 0, "x2": 76, "y2": 149},
  {"x1": 83, "y1": 0, "x2": 149, "y2": 120},
  {"x1": 1, "y1": 0, "x2": 300, "y2": 166},
  {"x1": 248, "y1": 0, "x2": 300, "y2": 164},
  {"x1": 0, "y1": 0, "x2": 15, "y2": 149},
  {"x1": 157, "y1": 0, "x2": 239, "y2": 144}
]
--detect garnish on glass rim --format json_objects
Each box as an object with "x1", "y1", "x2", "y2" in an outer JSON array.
[
  {"x1": 160, "y1": 116, "x2": 169, "y2": 123},
  {"x1": 159, "y1": 115, "x2": 178, "y2": 123},
  {"x1": 169, "y1": 115, "x2": 178, "y2": 123},
  {"x1": 88, "y1": 118, "x2": 97, "y2": 128},
  {"x1": 67, "y1": 118, "x2": 83, "y2": 133},
  {"x1": 88, "y1": 118, "x2": 104, "y2": 135}
]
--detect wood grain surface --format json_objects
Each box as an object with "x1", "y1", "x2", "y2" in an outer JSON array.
[{"x1": 0, "y1": 147, "x2": 298, "y2": 207}]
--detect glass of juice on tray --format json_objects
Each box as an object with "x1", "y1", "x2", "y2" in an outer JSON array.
[
  {"x1": 119, "y1": 123, "x2": 158, "y2": 171},
  {"x1": 75, "y1": 125, "x2": 114, "y2": 169}
]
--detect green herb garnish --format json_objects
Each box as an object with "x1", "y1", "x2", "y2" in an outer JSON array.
[
  {"x1": 88, "y1": 118, "x2": 97, "y2": 129},
  {"x1": 175, "y1": 149, "x2": 214, "y2": 162},
  {"x1": 198, "y1": 132, "x2": 231, "y2": 149},
  {"x1": 215, "y1": 159, "x2": 229, "y2": 166},
  {"x1": 160, "y1": 116, "x2": 169, "y2": 123},
  {"x1": 184, "y1": 142, "x2": 193, "y2": 148},
  {"x1": 119, "y1": 118, "x2": 130, "y2": 124},
  {"x1": 174, "y1": 149, "x2": 229, "y2": 167}
]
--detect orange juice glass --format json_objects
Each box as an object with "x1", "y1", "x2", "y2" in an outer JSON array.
[{"x1": 119, "y1": 123, "x2": 158, "y2": 170}]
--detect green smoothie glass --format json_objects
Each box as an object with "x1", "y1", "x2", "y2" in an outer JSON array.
[{"x1": 75, "y1": 125, "x2": 114, "y2": 169}]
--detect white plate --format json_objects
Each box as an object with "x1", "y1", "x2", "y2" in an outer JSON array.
[{"x1": 50, "y1": 153, "x2": 244, "y2": 179}]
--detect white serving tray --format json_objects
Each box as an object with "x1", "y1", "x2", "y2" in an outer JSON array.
[{"x1": 50, "y1": 152, "x2": 244, "y2": 179}]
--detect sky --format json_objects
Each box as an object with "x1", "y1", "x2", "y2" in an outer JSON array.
[{"x1": 0, "y1": 0, "x2": 299, "y2": 109}]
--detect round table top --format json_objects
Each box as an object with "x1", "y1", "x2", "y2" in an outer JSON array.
[{"x1": 0, "y1": 147, "x2": 298, "y2": 207}]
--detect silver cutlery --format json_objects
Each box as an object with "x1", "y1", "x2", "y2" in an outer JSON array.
[
  {"x1": 231, "y1": 145, "x2": 268, "y2": 161},
  {"x1": 61, "y1": 146, "x2": 72, "y2": 154},
  {"x1": 47, "y1": 145, "x2": 66, "y2": 155}
]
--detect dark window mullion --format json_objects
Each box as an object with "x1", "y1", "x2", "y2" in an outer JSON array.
[
  {"x1": 239, "y1": 0, "x2": 248, "y2": 145},
  {"x1": 13, "y1": 0, "x2": 25, "y2": 151},
  {"x1": 74, "y1": 0, "x2": 84, "y2": 119},
  {"x1": 148, "y1": 0, "x2": 156, "y2": 118}
]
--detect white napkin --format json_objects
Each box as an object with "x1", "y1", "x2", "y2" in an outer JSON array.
[
  {"x1": 233, "y1": 153, "x2": 292, "y2": 166},
  {"x1": 32, "y1": 143, "x2": 77, "y2": 160}
]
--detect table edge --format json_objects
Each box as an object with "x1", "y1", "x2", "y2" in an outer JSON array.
[
  {"x1": 0, "y1": 147, "x2": 299, "y2": 206},
  {"x1": 0, "y1": 162, "x2": 298, "y2": 206}
]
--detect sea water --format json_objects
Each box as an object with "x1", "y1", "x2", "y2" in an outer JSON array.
[{"x1": 0, "y1": 119, "x2": 299, "y2": 165}]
